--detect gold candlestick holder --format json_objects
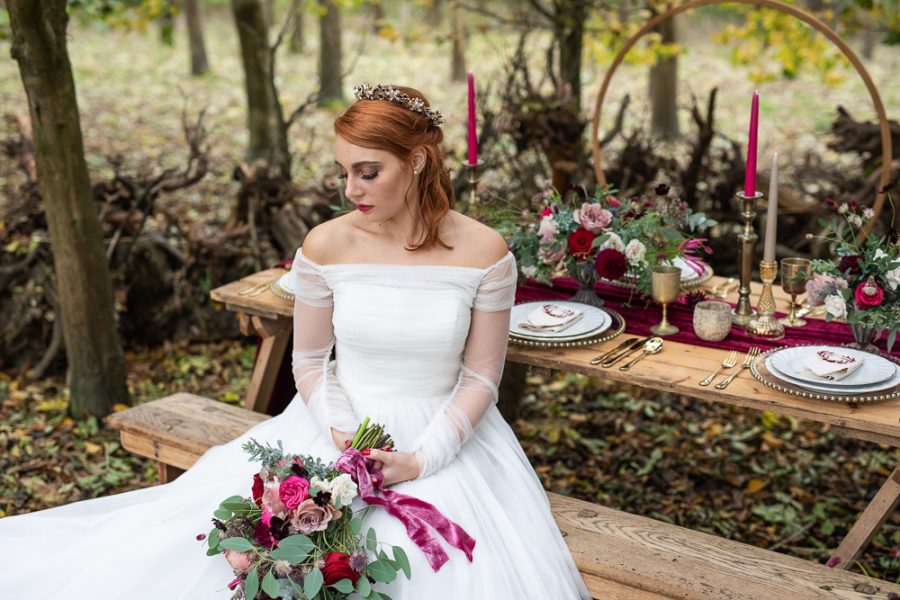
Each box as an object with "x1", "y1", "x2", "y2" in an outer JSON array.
[
  {"x1": 732, "y1": 191, "x2": 762, "y2": 327},
  {"x1": 747, "y1": 260, "x2": 785, "y2": 339},
  {"x1": 464, "y1": 160, "x2": 483, "y2": 219}
]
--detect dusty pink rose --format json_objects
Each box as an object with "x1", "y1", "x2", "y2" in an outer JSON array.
[
  {"x1": 538, "y1": 245, "x2": 566, "y2": 269},
  {"x1": 854, "y1": 279, "x2": 884, "y2": 309},
  {"x1": 224, "y1": 549, "x2": 253, "y2": 572},
  {"x1": 290, "y1": 499, "x2": 342, "y2": 534},
  {"x1": 573, "y1": 203, "x2": 612, "y2": 234},
  {"x1": 262, "y1": 481, "x2": 289, "y2": 516},
  {"x1": 538, "y1": 214, "x2": 558, "y2": 243},
  {"x1": 279, "y1": 476, "x2": 310, "y2": 510}
]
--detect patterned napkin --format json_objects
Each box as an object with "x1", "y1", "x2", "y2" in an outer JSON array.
[
  {"x1": 519, "y1": 304, "x2": 583, "y2": 333},
  {"x1": 800, "y1": 348, "x2": 865, "y2": 381}
]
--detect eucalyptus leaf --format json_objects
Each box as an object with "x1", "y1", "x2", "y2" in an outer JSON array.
[
  {"x1": 219, "y1": 537, "x2": 254, "y2": 552},
  {"x1": 261, "y1": 569, "x2": 280, "y2": 597},
  {"x1": 367, "y1": 559, "x2": 397, "y2": 583},
  {"x1": 356, "y1": 574, "x2": 372, "y2": 597},
  {"x1": 331, "y1": 578, "x2": 355, "y2": 593},
  {"x1": 220, "y1": 495, "x2": 244, "y2": 506},
  {"x1": 391, "y1": 546, "x2": 411, "y2": 579},
  {"x1": 350, "y1": 516, "x2": 363, "y2": 536},
  {"x1": 245, "y1": 566, "x2": 260, "y2": 600},
  {"x1": 304, "y1": 567, "x2": 324, "y2": 599},
  {"x1": 366, "y1": 527, "x2": 377, "y2": 552},
  {"x1": 213, "y1": 508, "x2": 232, "y2": 520}
]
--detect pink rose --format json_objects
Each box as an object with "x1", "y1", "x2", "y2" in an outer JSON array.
[
  {"x1": 224, "y1": 549, "x2": 253, "y2": 572},
  {"x1": 262, "y1": 481, "x2": 288, "y2": 516},
  {"x1": 279, "y1": 476, "x2": 310, "y2": 510},
  {"x1": 538, "y1": 245, "x2": 566, "y2": 269},
  {"x1": 854, "y1": 279, "x2": 884, "y2": 309},
  {"x1": 290, "y1": 499, "x2": 342, "y2": 535},
  {"x1": 574, "y1": 203, "x2": 612, "y2": 234},
  {"x1": 538, "y1": 214, "x2": 558, "y2": 243}
]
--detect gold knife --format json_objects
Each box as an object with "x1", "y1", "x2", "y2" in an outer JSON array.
[
  {"x1": 600, "y1": 336, "x2": 650, "y2": 368},
  {"x1": 590, "y1": 337, "x2": 638, "y2": 365}
]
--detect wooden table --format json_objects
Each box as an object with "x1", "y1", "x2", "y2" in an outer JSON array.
[{"x1": 211, "y1": 270, "x2": 899, "y2": 570}]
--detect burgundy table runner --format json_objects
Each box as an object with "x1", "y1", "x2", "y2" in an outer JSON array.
[{"x1": 516, "y1": 277, "x2": 900, "y2": 358}]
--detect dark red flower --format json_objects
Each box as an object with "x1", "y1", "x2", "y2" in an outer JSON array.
[
  {"x1": 252, "y1": 474, "x2": 264, "y2": 508},
  {"x1": 854, "y1": 280, "x2": 884, "y2": 309},
  {"x1": 655, "y1": 183, "x2": 670, "y2": 196},
  {"x1": 837, "y1": 255, "x2": 862, "y2": 277},
  {"x1": 540, "y1": 207, "x2": 552, "y2": 217},
  {"x1": 253, "y1": 520, "x2": 276, "y2": 549},
  {"x1": 567, "y1": 227, "x2": 596, "y2": 258},
  {"x1": 321, "y1": 551, "x2": 361, "y2": 585},
  {"x1": 826, "y1": 198, "x2": 836, "y2": 207},
  {"x1": 594, "y1": 248, "x2": 628, "y2": 280}
]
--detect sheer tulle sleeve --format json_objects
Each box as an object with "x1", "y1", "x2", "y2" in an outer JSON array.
[
  {"x1": 290, "y1": 248, "x2": 360, "y2": 437},
  {"x1": 412, "y1": 253, "x2": 517, "y2": 478}
]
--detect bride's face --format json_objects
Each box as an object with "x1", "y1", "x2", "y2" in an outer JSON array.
[{"x1": 335, "y1": 135, "x2": 415, "y2": 221}]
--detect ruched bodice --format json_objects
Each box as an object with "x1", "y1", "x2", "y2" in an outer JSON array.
[{"x1": 329, "y1": 269, "x2": 478, "y2": 404}]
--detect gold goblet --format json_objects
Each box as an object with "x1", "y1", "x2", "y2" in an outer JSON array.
[
  {"x1": 779, "y1": 257, "x2": 811, "y2": 327},
  {"x1": 650, "y1": 265, "x2": 681, "y2": 336}
]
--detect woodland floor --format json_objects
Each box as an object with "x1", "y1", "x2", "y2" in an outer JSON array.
[{"x1": 0, "y1": 5, "x2": 898, "y2": 585}]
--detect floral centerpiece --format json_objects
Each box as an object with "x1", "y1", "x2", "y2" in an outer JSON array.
[
  {"x1": 805, "y1": 197, "x2": 900, "y2": 352},
  {"x1": 506, "y1": 184, "x2": 715, "y2": 304}
]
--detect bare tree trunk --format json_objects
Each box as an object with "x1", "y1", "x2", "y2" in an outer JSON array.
[
  {"x1": 289, "y1": 1, "x2": 305, "y2": 53},
  {"x1": 263, "y1": 0, "x2": 275, "y2": 28},
  {"x1": 554, "y1": 0, "x2": 587, "y2": 114},
  {"x1": 184, "y1": 0, "x2": 210, "y2": 75},
  {"x1": 649, "y1": 16, "x2": 680, "y2": 140},
  {"x1": 8, "y1": 0, "x2": 129, "y2": 419},
  {"x1": 318, "y1": 0, "x2": 344, "y2": 105},
  {"x1": 427, "y1": 0, "x2": 443, "y2": 27},
  {"x1": 232, "y1": 0, "x2": 291, "y2": 176},
  {"x1": 371, "y1": 1, "x2": 385, "y2": 34},
  {"x1": 451, "y1": 1, "x2": 466, "y2": 82}
]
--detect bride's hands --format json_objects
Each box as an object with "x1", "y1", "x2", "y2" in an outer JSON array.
[
  {"x1": 363, "y1": 449, "x2": 420, "y2": 487},
  {"x1": 331, "y1": 428, "x2": 355, "y2": 451}
]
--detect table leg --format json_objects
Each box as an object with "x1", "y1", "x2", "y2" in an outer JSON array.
[
  {"x1": 243, "y1": 315, "x2": 292, "y2": 414},
  {"x1": 157, "y1": 461, "x2": 185, "y2": 484},
  {"x1": 828, "y1": 466, "x2": 900, "y2": 570}
]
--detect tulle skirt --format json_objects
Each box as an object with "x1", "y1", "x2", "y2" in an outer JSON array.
[{"x1": 0, "y1": 395, "x2": 590, "y2": 599}]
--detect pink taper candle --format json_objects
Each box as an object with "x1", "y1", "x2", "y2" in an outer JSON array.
[
  {"x1": 743, "y1": 91, "x2": 759, "y2": 196},
  {"x1": 467, "y1": 72, "x2": 478, "y2": 165}
]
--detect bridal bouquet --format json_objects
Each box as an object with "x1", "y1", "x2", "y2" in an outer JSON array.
[
  {"x1": 806, "y1": 197, "x2": 900, "y2": 351},
  {"x1": 506, "y1": 184, "x2": 715, "y2": 295},
  {"x1": 203, "y1": 420, "x2": 409, "y2": 600}
]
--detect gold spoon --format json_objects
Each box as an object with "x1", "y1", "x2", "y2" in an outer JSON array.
[{"x1": 618, "y1": 337, "x2": 663, "y2": 371}]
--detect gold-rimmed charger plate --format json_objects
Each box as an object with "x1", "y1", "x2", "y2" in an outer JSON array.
[
  {"x1": 509, "y1": 308, "x2": 626, "y2": 349},
  {"x1": 750, "y1": 345, "x2": 900, "y2": 403},
  {"x1": 270, "y1": 273, "x2": 295, "y2": 302}
]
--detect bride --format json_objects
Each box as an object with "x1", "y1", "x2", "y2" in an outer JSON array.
[{"x1": 0, "y1": 84, "x2": 590, "y2": 599}]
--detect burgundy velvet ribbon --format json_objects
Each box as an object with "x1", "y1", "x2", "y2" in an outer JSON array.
[
  {"x1": 334, "y1": 449, "x2": 476, "y2": 572},
  {"x1": 517, "y1": 277, "x2": 900, "y2": 357}
]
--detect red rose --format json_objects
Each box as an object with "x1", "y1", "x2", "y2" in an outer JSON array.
[
  {"x1": 540, "y1": 207, "x2": 552, "y2": 217},
  {"x1": 279, "y1": 476, "x2": 310, "y2": 510},
  {"x1": 838, "y1": 255, "x2": 862, "y2": 277},
  {"x1": 854, "y1": 279, "x2": 884, "y2": 309},
  {"x1": 252, "y1": 474, "x2": 264, "y2": 508},
  {"x1": 567, "y1": 227, "x2": 595, "y2": 258},
  {"x1": 607, "y1": 197, "x2": 620, "y2": 208},
  {"x1": 594, "y1": 248, "x2": 628, "y2": 280},
  {"x1": 321, "y1": 551, "x2": 361, "y2": 585}
]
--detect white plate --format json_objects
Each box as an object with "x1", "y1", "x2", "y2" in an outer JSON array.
[
  {"x1": 768, "y1": 346, "x2": 897, "y2": 387},
  {"x1": 670, "y1": 257, "x2": 702, "y2": 281},
  {"x1": 509, "y1": 302, "x2": 612, "y2": 341},
  {"x1": 275, "y1": 272, "x2": 295, "y2": 294},
  {"x1": 766, "y1": 356, "x2": 900, "y2": 395}
]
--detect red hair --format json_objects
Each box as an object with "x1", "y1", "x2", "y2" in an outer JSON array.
[{"x1": 334, "y1": 86, "x2": 454, "y2": 251}]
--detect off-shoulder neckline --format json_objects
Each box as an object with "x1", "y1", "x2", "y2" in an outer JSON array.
[{"x1": 296, "y1": 248, "x2": 514, "y2": 272}]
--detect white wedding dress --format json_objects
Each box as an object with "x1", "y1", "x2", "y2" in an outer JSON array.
[{"x1": 0, "y1": 248, "x2": 590, "y2": 600}]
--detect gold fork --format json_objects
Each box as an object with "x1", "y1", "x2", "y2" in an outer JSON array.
[
  {"x1": 715, "y1": 347, "x2": 760, "y2": 389},
  {"x1": 699, "y1": 350, "x2": 738, "y2": 386}
]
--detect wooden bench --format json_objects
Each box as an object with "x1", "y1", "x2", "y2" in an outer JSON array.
[{"x1": 108, "y1": 394, "x2": 900, "y2": 600}]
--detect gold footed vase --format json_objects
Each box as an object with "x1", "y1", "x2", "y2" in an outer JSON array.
[{"x1": 747, "y1": 260, "x2": 785, "y2": 340}]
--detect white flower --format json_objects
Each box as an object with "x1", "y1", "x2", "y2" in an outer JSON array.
[
  {"x1": 875, "y1": 249, "x2": 888, "y2": 260},
  {"x1": 848, "y1": 214, "x2": 863, "y2": 228},
  {"x1": 863, "y1": 207, "x2": 875, "y2": 219},
  {"x1": 886, "y1": 265, "x2": 900, "y2": 291},
  {"x1": 521, "y1": 265, "x2": 538, "y2": 278},
  {"x1": 837, "y1": 204, "x2": 849, "y2": 214},
  {"x1": 601, "y1": 232, "x2": 625, "y2": 252},
  {"x1": 309, "y1": 476, "x2": 330, "y2": 496},
  {"x1": 824, "y1": 294, "x2": 847, "y2": 319},
  {"x1": 328, "y1": 473, "x2": 358, "y2": 508},
  {"x1": 624, "y1": 239, "x2": 646, "y2": 266}
]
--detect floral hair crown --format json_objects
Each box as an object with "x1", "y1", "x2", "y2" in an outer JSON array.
[{"x1": 352, "y1": 83, "x2": 446, "y2": 128}]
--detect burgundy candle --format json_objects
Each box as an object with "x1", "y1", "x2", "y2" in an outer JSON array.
[
  {"x1": 743, "y1": 91, "x2": 759, "y2": 196},
  {"x1": 467, "y1": 72, "x2": 477, "y2": 165}
]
